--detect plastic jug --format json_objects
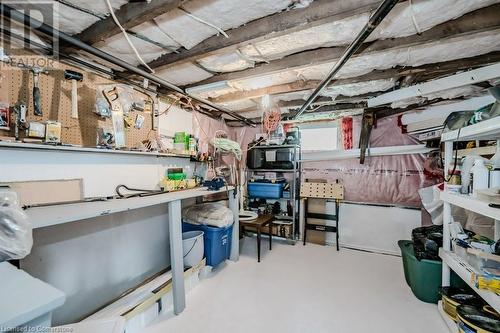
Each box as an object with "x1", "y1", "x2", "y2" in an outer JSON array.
[{"x1": 470, "y1": 159, "x2": 489, "y2": 197}]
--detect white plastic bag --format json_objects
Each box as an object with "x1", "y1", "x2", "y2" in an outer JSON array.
[
  {"x1": 0, "y1": 190, "x2": 33, "y2": 262},
  {"x1": 182, "y1": 203, "x2": 234, "y2": 228}
]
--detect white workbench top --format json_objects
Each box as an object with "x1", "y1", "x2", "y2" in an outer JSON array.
[
  {"x1": 25, "y1": 186, "x2": 234, "y2": 229},
  {"x1": 0, "y1": 262, "x2": 66, "y2": 329}
]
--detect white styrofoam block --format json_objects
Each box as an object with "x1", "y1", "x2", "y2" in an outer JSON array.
[
  {"x1": 182, "y1": 0, "x2": 292, "y2": 31},
  {"x1": 96, "y1": 33, "x2": 166, "y2": 66},
  {"x1": 155, "y1": 62, "x2": 213, "y2": 86},
  {"x1": 198, "y1": 52, "x2": 254, "y2": 72},
  {"x1": 160, "y1": 293, "x2": 174, "y2": 313},
  {"x1": 124, "y1": 303, "x2": 159, "y2": 333},
  {"x1": 140, "y1": 303, "x2": 160, "y2": 327}
]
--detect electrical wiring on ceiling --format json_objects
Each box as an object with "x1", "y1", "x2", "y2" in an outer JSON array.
[
  {"x1": 104, "y1": 0, "x2": 155, "y2": 73},
  {"x1": 179, "y1": 8, "x2": 229, "y2": 38}
]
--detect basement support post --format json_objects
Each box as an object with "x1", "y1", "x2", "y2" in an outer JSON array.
[{"x1": 168, "y1": 200, "x2": 186, "y2": 315}]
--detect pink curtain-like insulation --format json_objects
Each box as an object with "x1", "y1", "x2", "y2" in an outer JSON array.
[
  {"x1": 191, "y1": 113, "x2": 436, "y2": 206},
  {"x1": 301, "y1": 116, "x2": 435, "y2": 207}
]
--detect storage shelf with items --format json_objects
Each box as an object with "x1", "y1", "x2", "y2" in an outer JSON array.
[
  {"x1": 439, "y1": 115, "x2": 500, "y2": 328},
  {"x1": 246, "y1": 144, "x2": 300, "y2": 240}
]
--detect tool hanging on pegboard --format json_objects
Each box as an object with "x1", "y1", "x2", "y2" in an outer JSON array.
[
  {"x1": 13, "y1": 102, "x2": 27, "y2": 141},
  {"x1": 64, "y1": 70, "x2": 83, "y2": 119},
  {"x1": 29, "y1": 67, "x2": 49, "y2": 116},
  {"x1": 102, "y1": 86, "x2": 126, "y2": 148}
]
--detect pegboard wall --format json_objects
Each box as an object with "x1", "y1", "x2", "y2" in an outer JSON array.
[{"x1": 0, "y1": 58, "x2": 157, "y2": 147}]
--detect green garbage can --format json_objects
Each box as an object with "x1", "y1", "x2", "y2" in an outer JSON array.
[{"x1": 398, "y1": 240, "x2": 467, "y2": 304}]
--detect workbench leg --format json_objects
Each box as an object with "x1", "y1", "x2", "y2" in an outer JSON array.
[
  {"x1": 257, "y1": 227, "x2": 261, "y2": 263},
  {"x1": 336, "y1": 200, "x2": 340, "y2": 252},
  {"x1": 269, "y1": 222, "x2": 273, "y2": 251},
  {"x1": 168, "y1": 200, "x2": 186, "y2": 315},
  {"x1": 303, "y1": 198, "x2": 308, "y2": 246},
  {"x1": 229, "y1": 189, "x2": 239, "y2": 261}
]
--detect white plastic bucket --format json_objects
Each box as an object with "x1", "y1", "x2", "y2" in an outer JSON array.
[{"x1": 182, "y1": 231, "x2": 204, "y2": 268}]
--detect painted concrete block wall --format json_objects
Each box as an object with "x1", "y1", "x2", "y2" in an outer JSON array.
[
  {"x1": 21, "y1": 205, "x2": 170, "y2": 325},
  {"x1": 301, "y1": 200, "x2": 420, "y2": 254},
  {"x1": 0, "y1": 147, "x2": 193, "y2": 325},
  {"x1": 337, "y1": 204, "x2": 420, "y2": 254}
]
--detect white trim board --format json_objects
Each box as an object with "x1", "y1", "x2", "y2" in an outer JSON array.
[
  {"x1": 368, "y1": 63, "x2": 500, "y2": 107},
  {"x1": 300, "y1": 145, "x2": 431, "y2": 162},
  {"x1": 401, "y1": 96, "x2": 496, "y2": 125}
]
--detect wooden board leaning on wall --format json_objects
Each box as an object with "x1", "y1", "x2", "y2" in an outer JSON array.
[{"x1": 0, "y1": 55, "x2": 158, "y2": 148}]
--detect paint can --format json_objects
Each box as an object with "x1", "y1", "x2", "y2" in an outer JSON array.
[
  {"x1": 457, "y1": 305, "x2": 500, "y2": 333},
  {"x1": 440, "y1": 287, "x2": 483, "y2": 321}
]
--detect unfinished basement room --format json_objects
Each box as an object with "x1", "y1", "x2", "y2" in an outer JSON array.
[{"x1": 1, "y1": 0, "x2": 500, "y2": 332}]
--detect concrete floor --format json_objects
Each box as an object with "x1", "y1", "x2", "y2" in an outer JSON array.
[{"x1": 145, "y1": 239, "x2": 448, "y2": 333}]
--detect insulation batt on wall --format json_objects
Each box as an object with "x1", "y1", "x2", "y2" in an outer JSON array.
[{"x1": 300, "y1": 116, "x2": 437, "y2": 206}]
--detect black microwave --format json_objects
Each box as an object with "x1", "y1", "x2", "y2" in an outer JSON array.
[{"x1": 247, "y1": 146, "x2": 295, "y2": 169}]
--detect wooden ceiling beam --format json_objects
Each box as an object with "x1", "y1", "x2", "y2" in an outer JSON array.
[
  {"x1": 75, "y1": 0, "x2": 184, "y2": 45},
  {"x1": 190, "y1": 4, "x2": 500, "y2": 88},
  {"x1": 146, "y1": 0, "x2": 381, "y2": 70}
]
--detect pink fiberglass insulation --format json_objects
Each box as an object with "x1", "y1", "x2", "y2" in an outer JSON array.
[
  {"x1": 301, "y1": 154, "x2": 431, "y2": 207},
  {"x1": 302, "y1": 116, "x2": 436, "y2": 207}
]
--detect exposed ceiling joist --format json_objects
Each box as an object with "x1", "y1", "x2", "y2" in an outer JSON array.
[
  {"x1": 208, "y1": 52, "x2": 500, "y2": 104},
  {"x1": 190, "y1": 4, "x2": 500, "y2": 87},
  {"x1": 146, "y1": 0, "x2": 381, "y2": 70},
  {"x1": 75, "y1": 0, "x2": 184, "y2": 45}
]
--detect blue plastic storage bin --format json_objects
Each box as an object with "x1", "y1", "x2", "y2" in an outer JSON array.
[
  {"x1": 182, "y1": 222, "x2": 233, "y2": 267},
  {"x1": 248, "y1": 182, "x2": 284, "y2": 199}
]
